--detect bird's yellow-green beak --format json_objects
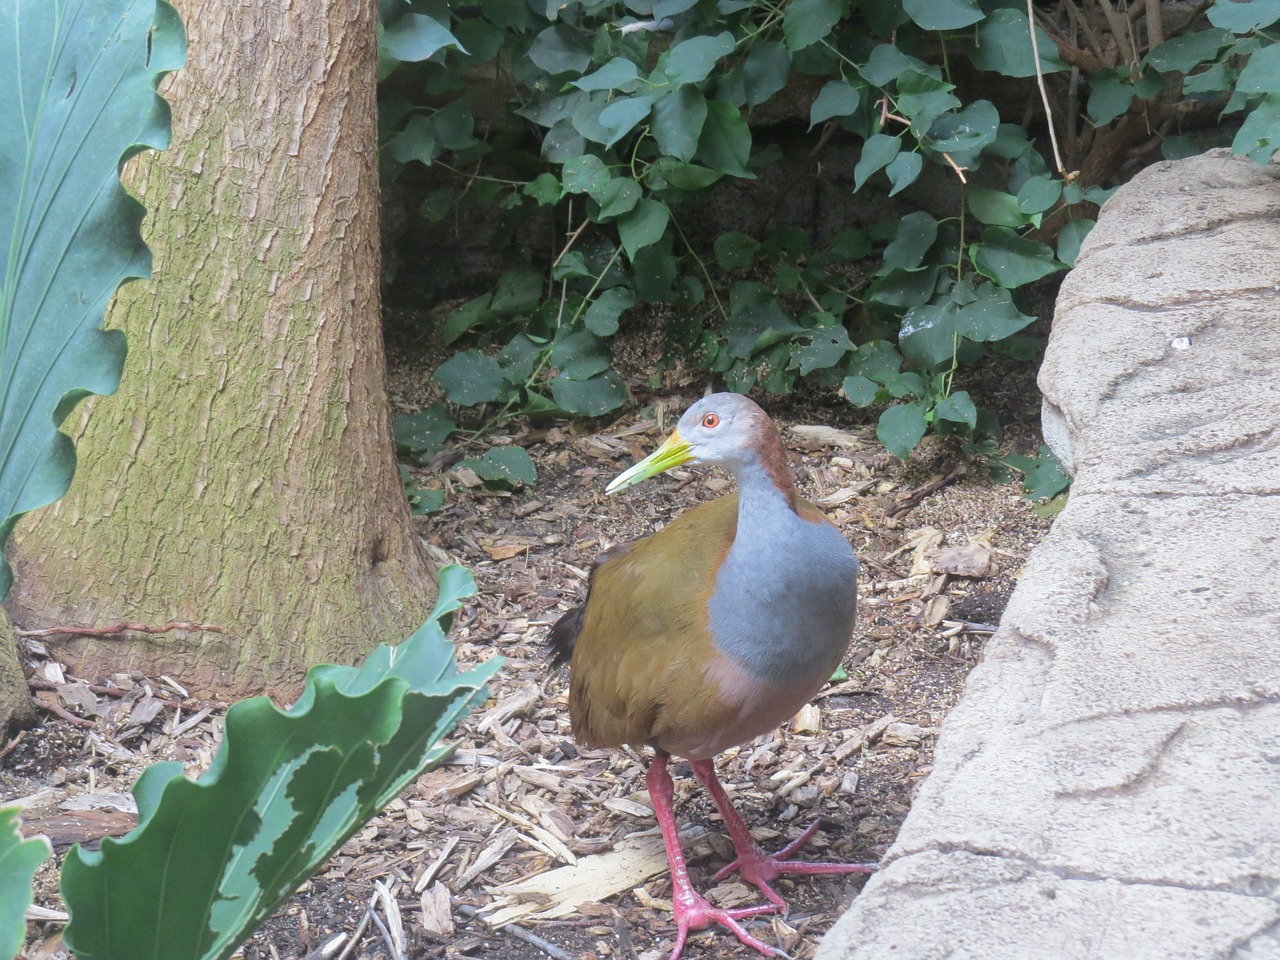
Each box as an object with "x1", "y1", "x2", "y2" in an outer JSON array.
[{"x1": 606, "y1": 429, "x2": 694, "y2": 494}]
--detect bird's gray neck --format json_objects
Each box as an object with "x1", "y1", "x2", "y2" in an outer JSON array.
[{"x1": 708, "y1": 457, "x2": 859, "y2": 682}]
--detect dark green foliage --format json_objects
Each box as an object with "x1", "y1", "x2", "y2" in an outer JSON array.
[{"x1": 376, "y1": 0, "x2": 1279, "y2": 478}]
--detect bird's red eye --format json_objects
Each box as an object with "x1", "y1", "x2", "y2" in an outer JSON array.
[{"x1": 701, "y1": 413, "x2": 720, "y2": 428}]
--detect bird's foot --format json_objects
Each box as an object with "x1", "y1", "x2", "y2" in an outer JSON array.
[
  {"x1": 713, "y1": 821, "x2": 877, "y2": 912},
  {"x1": 668, "y1": 889, "x2": 785, "y2": 960}
]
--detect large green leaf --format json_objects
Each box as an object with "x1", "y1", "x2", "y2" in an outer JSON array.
[
  {"x1": 0, "y1": 0, "x2": 183, "y2": 600},
  {"x1": 61, "y1": 566, "x2": 502, "y2": 960},
  {"x1": 1, "y1": 807, "x2": 51, "y2": 960}
]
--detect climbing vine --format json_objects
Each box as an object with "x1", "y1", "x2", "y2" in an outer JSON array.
[{"x1": 376, "y1": 0, "x2": 1280, "y2": 480}]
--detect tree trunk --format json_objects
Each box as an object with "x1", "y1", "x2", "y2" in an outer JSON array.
[
  {"x1": 4, "y1": 0, "x2": 435, "y2": 700},
  {"x1": 0, "y1": 609, "x2": 36, "y2": 731}
]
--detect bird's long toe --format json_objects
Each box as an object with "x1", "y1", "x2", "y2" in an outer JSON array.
[
  {"x1": 713, "y1": 821, "x2": 877, "y2": 912},
  {"x1": 669, "y1": 895, "x2": 785, "y2": 960}
]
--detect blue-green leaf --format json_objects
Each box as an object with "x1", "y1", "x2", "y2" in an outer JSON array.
[
  {"x1": 1236, "y1": 43, "x2": 1280, "y2": 94},
  {"x1": 0, "y1": 0, "x2": 182, "y2": 600},
  {"x1": 903, "y1": 0, "x2": 981, "y2": 31},
  {"x1": 562, "y1": 154, "x2": 611, "y2": 194},
  {"x1": 393, "y1": 405, "x2": 457, "y2": 458},
  {"x1": 572, "y1": 57, "x2": 641, "y2": 92},
  {"x1": 1143, "y1": 29, "x2": 1233, "y2": 73},
  {"x1": 662, "y1": 32, "x2": 735, "y2": 86},
  {"x1": 853, "y1": 134, "x2": 901, "y2": 190},
  {"x1": 528, "y1": 25, "x2": 591, "y2": 75},
  {"x1": 696, "y1": 100, "x2": 753, "y2": 177},
  {"x1": 714, "y1": 232, "x2": 761, "y2": 270},
  {"x1": 618, "y1": 199, "x2": 671, "y2": 258},
  {"x1": 793, "y1": 321, "x2": 853, "y2": 374},
  {"x1": 843, "y1": 375, "x2": 881, "y2": 406},
  {"x1": 967, "y1": 186, "x2": 1028, "y2": 227},
  {"x1": 783, "y1": 0, "x2": 844, "y2": 52},
  {"x1": 1232, "y1": 91, "x2": 1280, "y2": 163},
  {"x1": 1208, "y1": 0, "x2": 1280, "y2": 33},
  {"x1": 968, "y1": 10, "x2": 1067, "y2": 77},
  {"x1": 434, "y1": 351, "x2": 507, "y2": 405},
  {"x1": 381, "y1": 13, "x2": 466, "y2": 62},
  {"x1": 584, "y1": 287, "x2": 635, "y2": 336},
  {"x1": 1056, "y1": 218, "x2": 1095, "y2": 267},
  {"x1": 551, "y1": 370, "x2": 629, "y2": 415},
  {"x1": 594, "y1": 177, "x2": 642, "y2": 219},
  {"x1": 651, "y1": 87, "x2": 708, "y2": 161},
  {"x1": 744, "y1": 41, "x2": 790, "y2": 106},
  {"x1": 1016, "y1": 174, "x2": 1062, "y2": 214},
  {"x1": 882, "y1": 211, "x2": 938, "y2": 270},
  {"x1": 934, "y1": 390, "x2": 977, "y2": 429},
  {"x1": 810, "y1": 80, "x2": 862, "y2": 129},
  {"x1": 926, "y1": 100, "x2": 999, "y2": 166},
  {"x1": 459, "y1": 446, "x2": 538, "y2": 488},
  {"x1": 600, "y1": 95, "x2": 655, "y2": 147},
  {"x1": 971, "y1": 227, "x2": 1064, "y2": 287},
  {"x1": 878, "y1": 403, "x2": 928, "y2": 460}
]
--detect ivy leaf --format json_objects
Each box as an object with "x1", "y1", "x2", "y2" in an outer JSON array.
[
  {"x1": 651, "y1": 87, "x2": 708, "y2": 161},
  {"x1": 744, "y1": 41, "x2": 790, "y2": 107},
  {"x1": 955, "y1": 284, "x2": 1036, "y2": 341},
  {"x1": 896, "y1": 70, "x2": 961, "y2": 136},
  {"x1": 646, "y1": 157, "x2": 725, "y2": 193},
  {"x1": 899, "y1": 303, "x2": 960, "y2": 368},
  {"x1": 1087, "y1": 69, "x2": 1137, "y2": 125},
  {"x1": 662, "y1": 32, "x2": 734, "y2": 86},
  {"x1": 842, "y1": 375, "x2": 881, "y2": 406},
  {"x1": 394, "y1": 405, "x2": 457, "y2": 459},
  {"x1": 491, "y1": 269, "x2": 543, "y2": 316},
  {"x1": 881, "y1": 211, "x2": 938, "y2": 270},
  {"x1": 528, "y1": 24, "x2": 591, "y2": 75},
  {"x1": 600, "y1": 95, "x2": 655, "y2": 147},
  {"x1": 572, "y1": 57, "x2": 641, "y2": 92},
  {"x1": 1207, "y1": 0, "x2": 1280, "y2": 33},
  {"x1": 885, "y1": 149, "x2": 926, "y2": 194},
  {"x1": 618, "y1": 199, "x2": 671, "y2": 258},
  {"x1": 433, "y1": 351, "x2": 507, "y2": 405},
  {"x1": 387, "y1": 116, "x2": 437, "y2": 165},
  {"x1": 878, "y1": 403, "x2": 928, "y2": 460},
  {"x1": 725, "y1": 282, "x2": 803, "y2": 357},
  {"x1": 551, "y1": 370, "x2": 630, "y2": 416},
  {"x1": 853, "y1": 134, "x2": 901, "y2": 190},
  {"x1": 1056, "y1": 218, "x2": 1095, "y2": 267},
  {"x1": 934, "y1": 391, "x2": 977, "y2": 429},
  {"x1": 809, "y1": 80, "x2": 861, "y2": 129},
  {"x1": 783, "y1": 0, "x2": 844, "y2": 53},
  {"x1": 926, "y1": 100, "x2": 998, "y2": 167},
  {"x1": 593, "y1": 177, "x2": 642, "y2": 219},
  {"x1": 696, "y1": 100, "x2": 753, "y2": 177},
  {"x1": 861, "y1": 44, "x2": 934, "y2": 87},
  {"x1": 381, "y1": 13, "x2": 466, "y2": 62},
  {"x1": 1236, "y1": 43, "x2": 1280, "y2": 94},
  {"x1": 523, "y1": 172, "x2": 562, "y2": 205},
  {"x1": 498, "y1": 334, "x2": 543, "y2": 384},
  {"x1": 970, "y1": 227, "x2": 1064, "y2": 287},
  {"x1": 432, "y1": 100, "x2": 476, "y2": 150},
  {"x1": 551, "y1": 329, "x2": 611, "y2": 381},
  {"x1": 584, "y1": 287, "x2": 634, "y2": 336},
  {"x1": 792, "y1": 321, "x2": 853, "y2": 375},
  {"x1": 1143, "y1": 29, "x2": 1233, "y2": 73},
  {"x1": 969, "y1": 10, "x2": 1067, "y2": 77},
  {"x1": 967, "y1": 186, "x2": 1027, "y2": 227},
  {"x1": 903, "y1": 0, "x2": 981, "y2": 31},
  {"x1": 714, "y1": 232, "x2": 761, "y2": 270},
  {"x1": 1016, "y1": 174, "x2": 1062, "y2": 214},
  {"x1": 543, "y1": 117, "x2": 586, "y2": 162},
  {"x1": 562, "y1": 154, "x2": 611, "y2": 194},
  {"x1": 1232, "y1": 91, "x2": 1280, "y2": 163},
  {"x1": 459, "y1": 446, "x2": 538, "y2": 488}
]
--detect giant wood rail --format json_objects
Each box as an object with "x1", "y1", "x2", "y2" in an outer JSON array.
[{"x1": 550, "y1": 393, "x2": 874, "y2": 959}]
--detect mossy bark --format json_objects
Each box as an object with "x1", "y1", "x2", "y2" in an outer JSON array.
[
  {"x1": 5, "y1": 0, "x2": 435, "y2": 700},
  {"x1": 0, "y1": 609, "x2": 36, "y2": 732}
]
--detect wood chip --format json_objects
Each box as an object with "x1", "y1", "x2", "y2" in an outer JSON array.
[{"x1": 419, "y1": 882, "x2": 454, "y2": 939}]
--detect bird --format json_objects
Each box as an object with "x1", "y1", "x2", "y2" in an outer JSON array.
[{"x1": 549, "y1": 392, "x2": 874, "y2": 959}]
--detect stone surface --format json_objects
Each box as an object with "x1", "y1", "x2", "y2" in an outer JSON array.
[{"x1": 818, "y1": 150, "x2": 1280, "y2": 960}]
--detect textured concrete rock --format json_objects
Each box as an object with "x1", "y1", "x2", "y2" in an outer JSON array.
[{"x1": 818, "y1": 151, "x2": 1280, "y2": 960}]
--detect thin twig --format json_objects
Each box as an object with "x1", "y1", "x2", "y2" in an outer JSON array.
[
  {"x1": 1028, "y1": 0, "x2": 1069, "y2": 177},
  {"x1": 0, "y1": 730, "x2": 26, "y2": 761},
  {"x1": 456, "y1": 903, "x2": 576, "y2": 960},
  {"x1": 332, "y1": 904, "x2": 375, "y2": 960},
  {"x1": 1144, "y1": 0, "x2": 1164, "y2": 47},
  {"x1": 17, "y1": 620, "x2": 226, "y2": 639},
  {"x1": 367, "y1": 906, "x2": 404, "y2": 960},
  {"x1": 33, "y1": 698, "x2": 97, "y2": 729}
]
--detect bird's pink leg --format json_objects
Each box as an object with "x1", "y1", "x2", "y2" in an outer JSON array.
[
  {"x1": 646, "y1": 754, "x2": 784, "y2": 960},
  {"x1": 690, "y1": 758, "x2": 876, "y2": 912}
]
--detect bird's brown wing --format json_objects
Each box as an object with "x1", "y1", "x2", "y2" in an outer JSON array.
[{"x1": 566, "y1": 495, "x2": 740, "y2": 751}]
